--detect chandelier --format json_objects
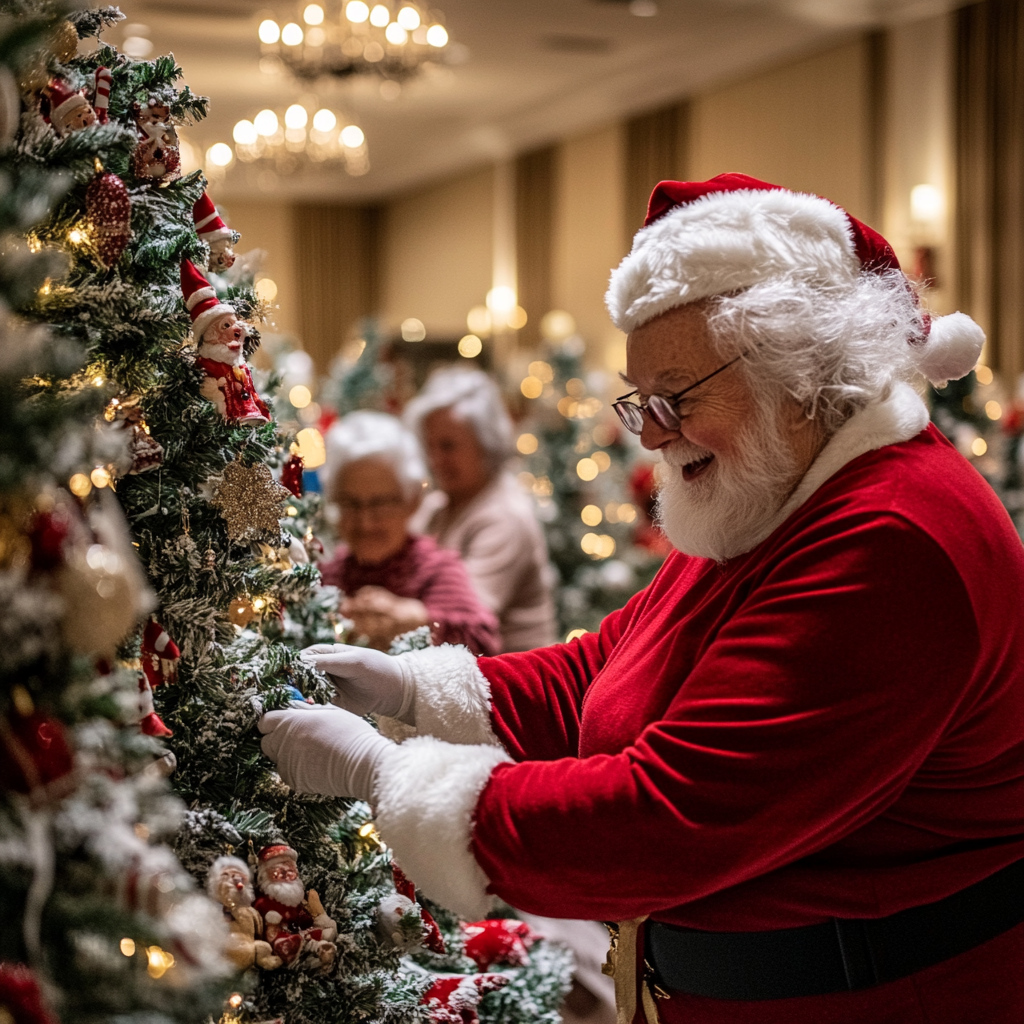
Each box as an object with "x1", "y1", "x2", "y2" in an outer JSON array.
[
  {"x1": 231, "y1": 104, "x2": 369, "y2": 176},
  {"x1": 258, "y1": 1, "x2": 451, "y2": 83}
]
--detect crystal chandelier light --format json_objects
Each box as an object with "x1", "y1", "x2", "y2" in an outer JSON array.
[
  {"x1": 258, "y1": 2, "x2": 450, "y2": 83},
  {"x1": 231, "y1": 103, "x2": 369, "y2": 176}
]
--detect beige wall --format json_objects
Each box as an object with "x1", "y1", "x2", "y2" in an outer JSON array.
[
  {"x1": 222, "y1": 200, "x2": 301, "y2": 339},
  {"x1": 551, "y1": 122, "x2": 628, "y2": 374},
  {"x1": 690, "y1": 38, "x2": 872, "y2": 223},
  {"x1": 380, "y1": 165, "x2": 494, "y2": 339}
]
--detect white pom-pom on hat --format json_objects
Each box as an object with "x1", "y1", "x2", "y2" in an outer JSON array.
[{"x1": 913, "y1": 311, "x2": 986, "y2": 387}]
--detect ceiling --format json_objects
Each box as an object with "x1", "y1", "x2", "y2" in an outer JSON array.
[{"x1": 111, "y1": 0, "x2": 962, "y2": 202}]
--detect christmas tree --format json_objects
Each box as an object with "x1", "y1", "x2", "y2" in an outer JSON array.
[
  {"x1": 10, "y1": 7, "x2": 573, "y2": 1024},
  {"x1": 516, "y1": 323, "x2": 664, "y2": 639},
  {"x1": 0, "y1": 7, "x2": 233, "y2": 1022}
]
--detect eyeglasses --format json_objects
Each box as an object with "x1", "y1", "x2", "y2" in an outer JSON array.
[
  {"x1": 336, "y1": 495, "x2": 407, "y2": 517},
  {"x1": 612, "y1": 356, "x2": 741, "y2": 434}
]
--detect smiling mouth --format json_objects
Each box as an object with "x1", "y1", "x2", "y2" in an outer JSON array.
[{"x1": 682, "y1": 455, "x2": 714, "y2": 481}]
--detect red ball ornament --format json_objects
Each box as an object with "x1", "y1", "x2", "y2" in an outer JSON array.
[
  {"x1": 461, "y1": 919, "x2": 538, "y2": 971},
  {"x1": 281, "y1": 454, "x2": 304, "y2": 498},
  {"x1": 0, "y1": 962, "x2": 59, "y2": 1024},
  {"x1": 85, "y1": 171, "x2": 131, "y2": 268},
  {"x1": 0, "y1": 709, "x2": 75, "y2": 801}
]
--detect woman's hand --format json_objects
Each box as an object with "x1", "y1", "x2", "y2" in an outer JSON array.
[
  {"x1": 299, "y1": 643, "x2": 415, "y2": 722},
  {"x1": 341, "y1": 586, "x2": 429, "y2": 650},
  {"x1": 258, "y1": 702, "x2": 391, "y2": 801}
]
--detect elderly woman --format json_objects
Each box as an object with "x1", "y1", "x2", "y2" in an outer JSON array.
[
  {"x1": 318, "y1": 411, "x2": 500, "y2": 656},
  {"x1": 263, "y1": 175, "x2": 1024, "y2": 1024},
  {"x1": 404, "y1": 367, "x2": 557, "y2": 652}
]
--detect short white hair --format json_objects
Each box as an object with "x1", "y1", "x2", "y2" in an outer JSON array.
[
  {"x1": 705, "y1": 269, "x2": 925, "y2": 434},
  {"x1": 320, "y1": 410, "x2": 428, "y2": 500},
  {"x1": 403, "y1": 367, "x2": 515, "y2": 467}
]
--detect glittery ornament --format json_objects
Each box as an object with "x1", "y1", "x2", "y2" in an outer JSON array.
[
  {"x1": 85, "y1": 172, "x2": 131, "y2": 268},
  {"x1": 281, "y1": 453, "x2": 304, "y2": 497},
  {"x1": 50, "y1": 20, "x2": 79, "y2": 63},
  {"x1": 228, "y1": 596, "x2": 257, "y2": 627},
  {"x1": 211, "y1": 461, "x2": 291, "y2": 543}
]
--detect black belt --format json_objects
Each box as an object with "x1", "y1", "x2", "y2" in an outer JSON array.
[{"x1": 647, "y1": 857, "x2": 1024, "y2": 1001}]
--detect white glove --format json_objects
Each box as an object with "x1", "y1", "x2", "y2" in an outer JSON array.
[
  {"x1": 258, "y1": 702, "x2": 391, "y2": 802},
  {"x1": 299, "y1": 643, "x2": 415, "y2": 724}
]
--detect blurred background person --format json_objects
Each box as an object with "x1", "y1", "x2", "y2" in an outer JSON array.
[
  {"x1": 405, "y1": 367, "x2": 557, "y2": 651},
  {"x1": 319, "y1": 410, "x2": 500, "y2": 655}
]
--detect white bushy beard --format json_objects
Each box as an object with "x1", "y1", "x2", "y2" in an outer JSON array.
[
  {"x1": 259, "y1": 875, "x2": 305, "y2": 907},
  {"x1": 215, "y1": 876, "x2": 255, "y2": 908},
  {"x1": 197, "y1": 340, "x2": 242, "y2": 365},
  {"x1": 655, "y1": 392, "x2": 802, "y2": 561}
]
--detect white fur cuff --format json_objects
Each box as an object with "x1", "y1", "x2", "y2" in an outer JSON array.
[
  {"x1": 374, "y1": 735, "x2": 511, "y2": 920},
  {"x1": 394, "y1": 645, "x2": 499, "y2": 747}
]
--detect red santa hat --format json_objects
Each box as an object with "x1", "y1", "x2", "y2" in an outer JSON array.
[
  {"x1": 44, "y1": 77, "x2": 90, "y2": 126},
  {"x1": 257, "y1": 844, "x2": 298, "y2": 866},
  {"x1": 606, "y1": 173, "x2": 985, "y2": 386},
  {"x1": 180, "y1": 258, "x2": 235, "y2": 342},
  {"x1": 193, "y1": 191, "x2": 233, "y2": 246}
]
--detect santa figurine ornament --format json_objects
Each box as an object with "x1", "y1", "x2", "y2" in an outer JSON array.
[
  {"x1": 206, "y1": 855, "x2": 283, "y2": 972},
  {"x1": 193, "y1": 191, "x2": 238, "y2": 272},
  {"x1": 253, "y1": 844, "x2": 337, "y2": 971},
  {"x1": 138, "y1": 618, "x2": 178, "y2": 737},
  {"x1": 131, "y1": 96, "x2": 180, "y2": 182},
  {"x1": 182, "y1": 259, "x2": 270, "y2": 425},
  {"x1": 42, "y1": 76, "x2": 96, "y2": 136}
]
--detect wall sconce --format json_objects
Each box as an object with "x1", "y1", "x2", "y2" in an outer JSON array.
[{"x1": 910, "y1": 183, "x2": 944, "y2": 288}]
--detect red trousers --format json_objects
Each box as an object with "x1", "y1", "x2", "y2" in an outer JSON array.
[{"x1": 658, "y1": 923, "x2": 1024, "y2": 1024}]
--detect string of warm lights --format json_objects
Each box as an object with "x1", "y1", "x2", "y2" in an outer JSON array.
[{"x1": 257, "y1": 1, "x2": 450, "y2": 84}]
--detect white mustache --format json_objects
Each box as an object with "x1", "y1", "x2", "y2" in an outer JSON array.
[{"x1": 661, "y1": 438, "x2": 714, "y2": 467}]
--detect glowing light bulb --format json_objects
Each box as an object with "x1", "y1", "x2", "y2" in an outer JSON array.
[
  {"x1": 458, "y1": 334, "x2": 482, "y2": 358},
  {"x1": 254, "y1": 109, "x2": 279, "y2": 136},
  {"x1": 120, "y1": 938, "x2": 136, "y2": 956},
  {"x1": 258, "y1": 19, "x2": 280, "y2": 43},
  {"x1": 346, "y1": 1, "x2": 370, "y2": 22},
  {"x1": 233, "y1": 120, "x2": 257, "y2": 145},
  {"x1": 426, "y1": 24, "x2": 448, "y2": 46},
  {"x1": 398, "y1": 6, "x2": 420, "y2": 29},
  {"x1": 207, "y1": 143, "x2": 233, "y2": 167},
  {"x1": 516, "y1": 433, "x2": 539, "y2": 455},
  {"x1": 370, "y1": 4, "x2": 390, "y2": 27},
  {"x1": 303, "y1": 4, "x2": 324, "y2": 24},
  {"x1": 340, "y1": 124, "x2": 365, "y2": 148},
  {"x1": 312, "y1": 108, "x2": 337, "y2": 132},
  {"x1": 289, "y1": 384, "x2": 312, "y2": 409},
  {"x1": 385, "y1": 22, "x2": 408, "y2": 44},
  {"x1": 68, "y1": 228, "x2": 84, "y2": 244},
  {"x1": 281, "y1": 22, "x2": 304, "y2": 45},
  {"x1": 285, "y1": 104, "x2": 308, "y2": 129}
]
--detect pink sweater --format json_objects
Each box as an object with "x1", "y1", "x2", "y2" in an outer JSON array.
[{"x1": 319, "y1": 534, "x2": 501, "y2": 656}]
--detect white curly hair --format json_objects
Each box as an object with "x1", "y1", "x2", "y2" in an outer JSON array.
[
  {"x1": 403, "y1": 366, "x2": 515, "y2": 468},
  {"x1": 320, "y1": 410, "x2": 428, "y2": 500}
]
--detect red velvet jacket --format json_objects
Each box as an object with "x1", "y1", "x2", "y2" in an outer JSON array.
[{"x1": 469, "y1": 424, "x2": 1024, "y2": 930}]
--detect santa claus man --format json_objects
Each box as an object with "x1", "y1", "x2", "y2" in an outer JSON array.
[
  {"x1": 252, "y1": 844, "x2": 337, "y2": 970},
  {"x1": 182, "y1": 259, "x2": 270, "y2": 425},
  {"x1": 259, "y1": 174, "x2": 1024, "y2": 1024}
]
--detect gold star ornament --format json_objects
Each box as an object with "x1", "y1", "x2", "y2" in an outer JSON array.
[{"x1": 211, "y1": 460, "x2": 291, "y2": 542}]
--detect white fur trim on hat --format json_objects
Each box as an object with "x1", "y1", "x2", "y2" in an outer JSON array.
[
  {"x1": 199, "y1": 225, "x2": 233, "y2": 244},
  {"x1": 374, "y1": 735, "x2": 509, "y2": 919},
  {"x1": 606, "y1": 188, "x2": 860, "y2": 333},
  {"x1": 192, "y1": 303, "x2": 236, "y2": 343},
  {"x1": 185, "y1": 285, "x2": 216, "y2": 311},
  {"x1": 52, "y1": 92, "x2": 89, "y2": 124},
  {"x1": 914, "y1": 312, "x2": 986, "y2": 386},
  {"x1": 382, "y1": 645, "x2": 500, "y2": 747}
]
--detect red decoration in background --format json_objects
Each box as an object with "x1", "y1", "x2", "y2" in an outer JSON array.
[
  {"x1": 0, "y1": 963, "x2": 59, "y2": 1024},
  {"x1": 0, "y1": 710, "x2": 75, "y2": 801},
  {"x1": 392, "y1": 863, "x2": 446, "y2": 954},
  {"x1": 461, "y1": 919, "x2": 538, "y2": 971},
  {"x1": 85, "y1": 172, "x2": 131, "y2": 268},
  {"x1": 629, "y1": 463, "x2": 673, "y2": 557},
  {"x1": 421, "y1": 974, "x2": 509, "y2": 1024},
  {"x1": 281, "y1": 454, "x2": 304, "y2": 498},
  {"x1": 27, "y1": 508, "x2": 69, "y2": 571}
]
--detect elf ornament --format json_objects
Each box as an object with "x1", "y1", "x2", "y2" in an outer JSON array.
[
  {"x1": 421, "y1": 973, "x2": 510, "y2": 1024},
  {"x1": 182, "y1": 259, "x2": 270, "y2": 425},
  {"x1": 253, "y1": 844, "x2": 337, "y2": 971},
  {"x1": 131, "y1": 97, "x2": 180, "y2": 182},
  {"x1": 193, "y1": 191, "x2": 238, "y2": 272},
  {"x1": 85, "y1": 171, "x2": 131, "y2": 268},
  {"x1": 138, "y1": 618, "x2": 178, "y2": 737},
  {"x1": 206, "y1": 856, "x2": 283, "y2": 972}
]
